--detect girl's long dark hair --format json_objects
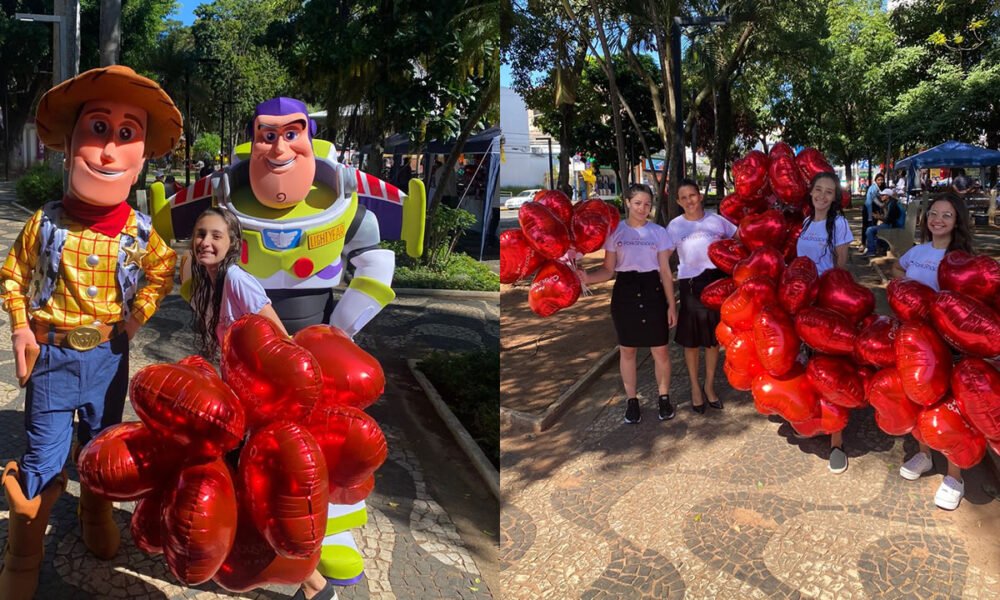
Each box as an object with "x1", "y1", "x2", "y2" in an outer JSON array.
[
  {"x1": 190, "y1": 207, "x2": 243, "y2": 359},
  {"x1": 921, "y1": 194, "x2": 973, "y2": 253},
  {"x1": 803, "y1": 171, "x2": 845, "y2": 264}
]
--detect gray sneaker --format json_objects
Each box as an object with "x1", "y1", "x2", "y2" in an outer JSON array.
[
  {"x1": 829, "y1": 446, "x2": 848, "y2": 474},
  {"x1": 624, "y1": 398, "x2": 641, "y2": 424}
]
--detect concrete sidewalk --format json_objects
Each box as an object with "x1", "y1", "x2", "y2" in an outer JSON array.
[
  {"x1": 0, "y1": 182, "x2": 499, "y2": 599},
  {"x1": 501, "y1": 209, "x2": 1000, "y2": 599}
]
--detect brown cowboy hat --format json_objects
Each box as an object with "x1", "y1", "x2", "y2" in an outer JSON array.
[{"x1": 35, "y1": 65, "x2": 182, "y2": 158}]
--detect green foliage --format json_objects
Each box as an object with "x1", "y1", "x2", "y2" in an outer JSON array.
[
  {"x1": 422, "y1": 205, "x2": 479, "y2": 268},
  {"x1": 393, "y1": 253, "x2": 500, "y2": 291},
  {"x1": 15, "y1": 165, "x2": 63, "y2": 210},
  {"x1": 192, "y1": 133, "x2": 222, "y2": 161},
  {"x1": 418, "y1": 350, "x2": 499, "y2": 468}
]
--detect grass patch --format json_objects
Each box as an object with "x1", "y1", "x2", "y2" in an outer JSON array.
[
  {"x1": 386, "y1": 241, "x2": 499, "y2": 291},
  {"x1": 419, "y1": 350, "x2": 499, "y2": 469}
]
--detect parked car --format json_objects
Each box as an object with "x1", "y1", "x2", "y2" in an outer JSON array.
[{"x1": 504, "y1": 189, "x2": 542, "y2": 210}]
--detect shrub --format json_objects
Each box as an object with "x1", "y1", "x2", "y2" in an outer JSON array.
[
  {"x1": 15, "y1": 164, "x2": 63, "y2": 210},
  {"x1": 419, "y1": 350, "x2": 499, "y2": 468}
]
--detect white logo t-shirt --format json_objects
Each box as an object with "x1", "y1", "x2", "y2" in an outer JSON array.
[
  {"x1": 898, "y1": 242, "x2": 947, "y2": 291},
  {"x1": 604, "y1": 221, "x2": 671, "y2": 273},
  {"x1": 665, "y1": 213, "x2": 737, "y2": 279}
]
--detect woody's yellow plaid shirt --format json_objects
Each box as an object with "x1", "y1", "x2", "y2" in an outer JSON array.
[{"x1": 0, "y1": 209, "x2": 176, "y2": 331}]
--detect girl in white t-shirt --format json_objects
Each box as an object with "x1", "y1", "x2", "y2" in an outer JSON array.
[
  {"x1": 666, "y1": 178, "x2": 737, "y2": 414},
  {"x1": 579, "y1": 184, "x2": 678, "y2": 425},
  {"x1": 796, "y1": 172, "x2": 855, "y2": 474},
  {"x1": 891, "y1": 194, "x2": 974, "y2": 511}
]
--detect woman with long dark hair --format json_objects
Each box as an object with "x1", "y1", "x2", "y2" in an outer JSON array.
[
  {"x1": 797, "y1": 172, "x2": 855, "y2": 473},
  {"x1": 891, "y1": 194, "x2": 974, "y2": 510},
  {"x1": 578, "y1": 183, "x2": 678, "y2": 424}
]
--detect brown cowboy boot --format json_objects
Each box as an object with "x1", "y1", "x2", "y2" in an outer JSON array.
[
  {"x1": 77, "y1": 484, "x2": 120, "y2": 560},
  {"x1": 0, "y1": 461, "x2": 67, "y2": 600}
]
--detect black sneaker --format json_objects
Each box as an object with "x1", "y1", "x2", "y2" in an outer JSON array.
[
  {"x1": 658, "y1": 395, "x2": 675, "y2": 421},
  {"x1": 829, "y1": 446, "x2": 848, "y2": 474},
  {"x1": 624, "y1": 398, "x2": 641, "y2": 424}
]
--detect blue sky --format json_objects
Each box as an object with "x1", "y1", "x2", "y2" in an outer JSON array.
[{"x1": 172, "y1": 0, "x2": 199, "y2": 26}]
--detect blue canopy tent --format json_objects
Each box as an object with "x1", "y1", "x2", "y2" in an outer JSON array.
[{"x1": 895, "y1": 140, "x2": 1000, "y2": 190}]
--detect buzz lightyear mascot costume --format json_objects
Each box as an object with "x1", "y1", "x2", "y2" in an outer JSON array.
[{"x1": 156, "y1": 97, "x2": 425, "y2": 586}]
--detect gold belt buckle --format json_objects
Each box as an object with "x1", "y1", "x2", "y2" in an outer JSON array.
[{"x1": 66, "y1": 323, "x2": 103, "y2": 351}]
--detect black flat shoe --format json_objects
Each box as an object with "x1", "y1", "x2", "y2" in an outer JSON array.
[{"x1": 704, "y1": 387, "x2": 724, "y2": 410}]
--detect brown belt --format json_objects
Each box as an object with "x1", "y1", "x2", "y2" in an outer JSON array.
[{"x1": 31, "y1": 321, "x2": 123, "y2": 351}]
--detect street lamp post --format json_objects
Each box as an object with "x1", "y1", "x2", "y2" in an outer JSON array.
[{"x1": 537, "y1": 136, "x2": 554, "y2": 190}]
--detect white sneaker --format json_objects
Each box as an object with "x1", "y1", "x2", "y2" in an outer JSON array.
[
  {"x1": 934, "y1": 476, "x2": 964, "y2": 510},
  {"x1": 899, "y1": 452, "x2": 933, "y2": 480}
]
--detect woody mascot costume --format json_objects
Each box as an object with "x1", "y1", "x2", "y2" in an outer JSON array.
[{"x1": 0, "y1": 66, "x2": 179, "y2": 599}]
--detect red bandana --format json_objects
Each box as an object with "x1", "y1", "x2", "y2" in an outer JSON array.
[{"x1": 61, "y1": 195, "x2": 132, "y2": 237}]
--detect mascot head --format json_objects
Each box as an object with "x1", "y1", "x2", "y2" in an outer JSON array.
[{"x1": 247, "y1": 97, "x2": 317, "y2": 209}]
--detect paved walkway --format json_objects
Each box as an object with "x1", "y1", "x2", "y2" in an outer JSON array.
[
  {"x1": 501, "y1": 208, "x2": 1000, "y2": 599},
  {"x1": 0, "y1": 183, "x2": 499, "y2": 599}
]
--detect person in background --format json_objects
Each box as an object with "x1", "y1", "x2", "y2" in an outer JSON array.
[
  {"x1": 863, "y1": 173, "x2": 885, "y2": 236},
  {"x1": 163, "y1": 175, "x2": 178, "y2": 198},
  {"x1": 863, "y1": 188, "x2": 903, "y2": 257},
  {"x1": 578, "y1": 183, "x2": 678, "y2": 424},
  {"x1": 891, "y1": 194, "x2": 974, "y2": 510},
  {"x1": 199, "y1": 160, "x2": 214, "y2": 179}
]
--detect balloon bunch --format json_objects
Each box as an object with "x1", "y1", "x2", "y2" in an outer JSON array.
[
  {"x1": 76, "y1": 315, "x2": 388, "y2": 591},
  {"x1": 500, "y1": 190, "x2": 619, "y2": 317},
  {"x1": 709, "y1": 144, "x2": 1000, "y2": 470}
]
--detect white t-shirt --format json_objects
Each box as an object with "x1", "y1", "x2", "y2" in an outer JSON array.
[
  {"x1": 665, "y1": 213, "x2": 737, "y2": 279},
  {"x1": 796, "y1": 215, "x2": 853, "y2": 275},
  {"x1": 898, "y1": 242, "x2": 947, "y2": 291},
  {"x1": 604, "y1": 221, "x2": 671, "y2": 273},
  {"x1": 190, "y1": 265, "x2": 272, "y2": 345}
]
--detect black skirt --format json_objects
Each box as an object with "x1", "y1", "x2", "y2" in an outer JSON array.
[
  {"x1": 674, "y1": 268, "x2": 726, "y2": 348},
  {"x1": 611, "y1": 271, "x2": 670, "y2": 348}
]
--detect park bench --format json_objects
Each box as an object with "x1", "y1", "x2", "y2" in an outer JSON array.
[{"x1": 877, "y1": 196, "x2": 924, "y2": 257}]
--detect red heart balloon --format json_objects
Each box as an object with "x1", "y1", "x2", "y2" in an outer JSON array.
[
  {"x1": 732, "y1": 246, "x2": 784, "y2": 286},
  {"x1": 857, "y1": 364, "x2": 877, "y2": 397},
  {"x1": 794, "y1": 147, "x2": 833, "y2": 182},
  {"x1": 721, "y1": 276, "x2": 777, "y2": 331},
  {"x1": 791, "y1": 400, "x2": 849, "y2": 437},
  {"x1": 886, "y1": 278, "x2": 936, "y2": 321},
  {"x1": 779, "y1": 256, "x2": 818, "y2": 315},
  {"x1": 917, "y1": 399, "x2": 987, "y2": 469},
  {"x1": 733, "y1": 151, "x2": 769, "y2": 198},
  {"x1": 752, "y1": 367, "x2": 819, "y2": 422},
  {"x1": 519, "y1": 201, "x2": 571, "y2": 259},
  {"x1": 816, "y1": 268, "x2": 875, "y2": 324},
  {"x1": 716, "y1": 320, "x2": 735, "y2": 348},
  {"x1": 595, "y1": 199, "x2": 620, "y2": 231},
  {"x1": 937, "y1": 251, "x2": 1000, "y2": 303},
  {"x1": 737, "y1": 209, "x2": 787, "y2": 252},
  {"x1": 131, "y1": 358, "x2": 246, "y2": 459},
  {"x1": 699, "y1": 277, "x2": 736, "y2": 311},
  {"x1": 500, "y1": 229, "x2": 546, "y2": 283},
  {"x1": 528, "y1": 260, "x2": 582, "y2": 318},
  {"x1": 719, "y1": 193, "x2": 766, "y2": 225},
  {"x1": 929, "y1": 291, "x2": 1000, "y2": 358},
  {"x1": 854, "y1": 316, "x2": 900, "y2": 368},
  {"x1": 293, "y1": 325, "x2": 385, "y2": 410},
  {"x1": 724, "y1": 330, "x2": 765, "y2": 390},
  {"x1": 806, "y1": 355, "x2": 866, "y2": 408},
  {"x1": 533, "y1": 189, "x2": 574, "y2": 225},
  {"x1": 794, "y1": 306, "x2": 857, "y2": 355},
  {"x1": 867, "y1": 368, "x2": 922, "y2": 436},
  {"x1": 77, "y1": 422, "x2": 180, "y2": 501},
  {"x1": 708, "y1": 238, "x2": 751, "y2": 274},
  {"x1": 781, "y1": 221, "x2": 803, "y2": 262},
  {"x1": 162, "y1": 457, "x2": 238, "y2": 585},
  {"x1": 222, "y1": 315, "x2": 323, "y2": 430},
  {"x1": 951, "y1": 358, "x2": 1000, "y2": 441},
  {"x1": 769, "y1": 141, "x2": 795, "y2": 159},
  {"x1": 307, "y1": 404, "x2": 387, "y2": 490},
  {"x1": 570, "y1": 200, "x2": 612, "y2": 254},
  {"x1": 330, "y1": 474, "x2": 375, "y2": 505},
  {"x1": 769, "y1": 155, "x2": 808, "y2": 206},
  {"x1": 239, "y1": 421, "x2": 329, "y2": 559},
  {"x1": 213, "y1": 504, "x2": 321, "y2": 593},
  {"x1": 131, "y1": 490, "x2": 165, "y2": 555},
  {"x1": 753, "y1": 305, "x2": 800, "y2": 377},
  {"x1": 724, "y1": 363, "x2": 755, "y2": 392},
  {"x1": 895, "y1": 321, "x2": 952, "y2": 407}
]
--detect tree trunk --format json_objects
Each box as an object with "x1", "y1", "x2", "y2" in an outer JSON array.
[
  {"x1": 844, "y1": 157, "x2": 854, "y2": 196},
  {"x1": 99, "y1": 0, "x2": 122, "y2": 67},
  {"x1": 714, "y1": 80, "x2": 732, "y2": 199},
  {"x1": 587, "y1": 0, "x2": 628, "y2": 205}
]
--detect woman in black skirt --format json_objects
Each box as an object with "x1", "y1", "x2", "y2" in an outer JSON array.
[
  {"x1": 578, "y1": 184, "x2": 677, "y2": 424},
  {"x1": 666, "y1": 179, "x2": 737, "y2": 413}
]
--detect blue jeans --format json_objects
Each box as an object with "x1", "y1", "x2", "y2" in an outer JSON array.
[
  {"x1": 21, "y1": 333, "x2": 129, "y2": 498},
  {"x1": 865, "y1": 223, "x2": 894, "y2": 254}
]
